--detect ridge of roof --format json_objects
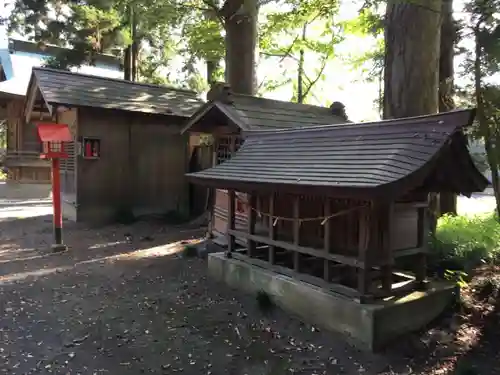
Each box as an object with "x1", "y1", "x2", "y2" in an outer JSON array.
[
  {"x1": 242, "y1": 109, "x2": 475, "y2": 136},
  {"x1": 229, "y1": 92, "x2": 336, "y2": 113},
  {"x1": 32, "y1": 67, "x2": 198, "y2": 95}
]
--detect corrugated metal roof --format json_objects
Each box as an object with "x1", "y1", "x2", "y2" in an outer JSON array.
[
  {"x1": 32, "y1": 67, "x2": 205, "y2": 117},
  {"x1": 187, "y1": 109, "x2": 488, "y2": 197}
]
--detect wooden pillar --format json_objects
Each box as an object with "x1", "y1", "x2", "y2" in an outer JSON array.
[
  {"x1": 293, "y1": 196, "x2": 300, "y2": 272},
  {"x1": 416, "y1": 205, "x2": 429, "y2": 287},
  {"x1": 323, "y1": 198, "x2": 331, "y2": 282},
  {"x1": 229, "y1": 135, "x2": 236, "y2": 155},
  {"x1": 380, "y1": 203, "x2": 394, "y2": 293},
  {"x1": 268, "y1": 193, "x2": 276, "y2": 264},
  {"x1": 226, "y1": 190, "x2": 236, "y2": 257},
  {"x1": 207, "y1": 140, "x2": 218, "y2": 237},
  {"x1": 247, "y1": 194, "x2": 257, "y2": 257},
  {"x1": 357, "y1": 206, "x2": 371, "y2": 302}
]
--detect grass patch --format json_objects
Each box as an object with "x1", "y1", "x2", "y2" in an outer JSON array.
[
  {"x1": 430, "y1": 213, "x2": 500, "y2": 273},
  {"x1": 182, "y1": 243, "x2": 199, "y2": 258}
]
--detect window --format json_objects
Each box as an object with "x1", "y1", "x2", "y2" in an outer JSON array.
[{"x1": 216, "y1": 135, "x2": 243, "y2": 165}]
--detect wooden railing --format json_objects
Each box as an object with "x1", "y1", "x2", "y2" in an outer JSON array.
[{"x1": 4, "y1": 148, "x2": 49, "y2": 168}]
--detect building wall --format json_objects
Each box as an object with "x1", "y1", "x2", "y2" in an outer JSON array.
[
  {"x1": 58, "y1": 108, "x2": 79, "y2": 221},
  {"x1": 4, "y1": 97, "x2": 51, "y2": 185},
  {"x1": 76, "y1": 108, "x2": 189, "y2": 224}
]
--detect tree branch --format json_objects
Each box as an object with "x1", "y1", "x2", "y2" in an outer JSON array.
[{"x1": 302, "y1": 57, "x2": 328, "y2": 100}]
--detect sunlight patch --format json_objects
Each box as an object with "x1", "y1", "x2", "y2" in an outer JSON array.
[
  {"x1": 117, "y1": 241, "x2": 189, "y2": 260},
  {"x1": 0, "y1": 266, "x2": 72, "y2": 285},
  {"x1": 88, "y1": 241, "x2": 127, "y2": 250}
]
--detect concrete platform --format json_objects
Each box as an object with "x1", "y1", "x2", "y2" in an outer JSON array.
[{"x1": 208, "y1": 252, "x2": 457, "y2": 351}]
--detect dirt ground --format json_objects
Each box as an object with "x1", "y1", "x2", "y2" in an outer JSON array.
[{"x1": 0, "y1": 203, "x2": 498, "y2": 374}]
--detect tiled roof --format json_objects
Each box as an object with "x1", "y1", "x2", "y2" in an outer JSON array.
[
  {"x1": 182, "y1": 92, "x2": 348, "y2": 133},
  {"x1": 218, "y1": 94, "x2": 348, "y2": 129},
  {"x1": 31, "y1": 67, "x2": 204, "y2": 117},
  {"x1": 187, "y1": 109, "x2": 488, "y2": 197}
]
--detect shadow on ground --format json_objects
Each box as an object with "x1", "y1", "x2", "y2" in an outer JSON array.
[{"x1": 0, "y1": 201, "x2": 498, "y2": 375}]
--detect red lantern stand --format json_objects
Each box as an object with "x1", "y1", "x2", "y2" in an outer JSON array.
[{"x1": 36, "y1": 123, "x2": 72, "y2": 252}]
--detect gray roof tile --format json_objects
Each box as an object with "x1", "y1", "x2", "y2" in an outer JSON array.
[
  {"x1": 187, "y1": 109, "x2": 488, "y2": 197},
  {"x1": 182, "y1": 93, "x2": 348, "y2": 133},
  {"x1": 32, "y1": 67, "x2": 204, "y2": 117}
]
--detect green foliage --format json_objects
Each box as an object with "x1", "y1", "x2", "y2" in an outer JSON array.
[
  {"x1": 430, "y1": 213, "x2": 500, "y2": 273},
  {"x1": 258, "y1": 0, "x2": 343, "y2": 102},
  {"x1": 443, "y1": 269, "x2": 468, "y2": 288},
  {"x1": 343, "y1": 4, "x2": 384, "y2": 82},
  {"x1": 182, "y1": 243, "x2": 199, "y2": 258}
]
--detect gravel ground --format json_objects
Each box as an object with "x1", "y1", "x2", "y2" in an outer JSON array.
[{"x1": 0, "y1": 201, "x2": 497, "y2": 375}]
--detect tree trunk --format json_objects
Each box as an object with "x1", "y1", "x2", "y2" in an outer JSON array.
[
  {"x1": 124, "y1": 46, "x2": 132, "y2": 81},
  {"x1": 438, "y1": 0, "x2": 457, "y2": 216},
  {"x1": 205, "y1": 9, "x2": 220, "y2": 86},
  {"x1": 131, "y1": 39, "x2": 139, "y2": 82},
  {"x1": 297, "y1": 24, "x2": 306, "y2": 103},
  {"x1": 222, "y1": 0, "x2": 258, "y2": 95},
  {"x1": 383, "y1": 0, "x2": 442, "y2": 232},
  {"x1": 383, "y1": 0, "x2": 441, "y2": 119},
  {"x1": 474, "y1": 29, "x2": 500, "y2": 218},
  {"x1": 130, "y1": 5, "x2": 138, "y2": 82}
]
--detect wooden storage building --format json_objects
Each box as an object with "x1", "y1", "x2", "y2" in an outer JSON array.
[
  {"x1": 24, "y1": 67, "x2": 204, "y2": 224},
  {"x1": 182, "y1": 83, "x2": 348, "y2": 244},
  {"x1": 0, "y1": 39, "x2": 122, "y2": 188},
  {"x1": 187, "y1": 109, "x2": 488, "y2": 302}
]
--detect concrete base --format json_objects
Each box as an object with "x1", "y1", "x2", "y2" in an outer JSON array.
[{"x1": 208, "y1": 252, "x2": 457, "y2": 351}]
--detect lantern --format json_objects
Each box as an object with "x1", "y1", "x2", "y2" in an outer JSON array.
[
  {"x1": 36, "y1": 122, "x2": 72, "y2": 253},
  {"x1": 37, "y1": 123, "x2": 72, "y2": 159}
]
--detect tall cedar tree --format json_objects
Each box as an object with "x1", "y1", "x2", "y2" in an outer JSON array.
[
  {"x1": 383, "y1": 0, "x2": 442, "y2": 232},
  {"x1": 438, "y1": 0, "x2": 457, "y2": 215},
  {"x1": 221, "y1": 0, "x2": 259, "y2": 94}
]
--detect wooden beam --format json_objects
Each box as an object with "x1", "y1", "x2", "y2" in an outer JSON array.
[
  {"x1": 228, "y1": 229, "x2": 367, "y2": 268},
  {"x1": 323, "y1": 198, "x2": 331, "y2": 282},
  {"x1": 231, "y1": 252, "x2": 360, "y2": 299},
  {"x1": 247, "y1": 194, "x2": 257, "y2": 257},
  {"x1": 380, "y1": 203, "x2": 394, "y2": 293},
  {"x1": 393, "y1": 247, "x2": 428, "y2": 258},
  {"x1": 415, "y1": 206, "x2": 428, "y2": 287},
  {"x1": 227, "y1": 190, "x2": 236, "y2": 256},
  {"x1": 293, "y1": 196, "x2": 300, "y2": 272},
  {"x1": 357, "y1": 208, "x2": 371, "y2": 301},
  {"x1": 268, "y1": 193, "x2": 276, "y2": 264}
]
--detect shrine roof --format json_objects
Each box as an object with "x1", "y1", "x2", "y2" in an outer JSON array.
[
  {"x1": 181, "y1": 85, "x2": 349, "y2": 134},
  {"x1": 27, "y1": 67, "x2": 204, "y2": 117},
  {"x1": 186, "y1": 109, "x2": 488, "y2": 198}
]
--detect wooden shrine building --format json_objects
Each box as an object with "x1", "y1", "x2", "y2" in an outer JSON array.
[
  {"x1": 186, "y1": 109, "x2": 488, "y2": 303},
  {"x1": 182, "y1": 83, "x2": 349, "y2": 244},
  {"x1": 23, "y1": 67, "x2": 204, "y2": 224}
]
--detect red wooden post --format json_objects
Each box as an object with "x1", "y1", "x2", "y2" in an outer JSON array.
[
  {"x1": 36, "y1": 123, "x2": 71, "y2": 253},
  {"x1": 52, "y1": 158, "x2": 64, "y2": 248}
]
